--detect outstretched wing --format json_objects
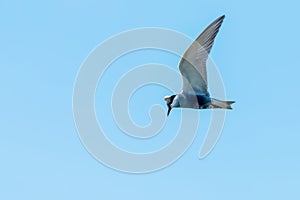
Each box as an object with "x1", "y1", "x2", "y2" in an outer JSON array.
[{"x1": 179, "y1": 15, "x2": 225, "y2": 95}]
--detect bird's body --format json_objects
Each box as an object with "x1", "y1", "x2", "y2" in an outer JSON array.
[
  {"x1": 170, "y1": 93, "x2": 211, "y2": 109},
  {"x1": 164, "y1": 15, "x2": 235, "y2": 116}
]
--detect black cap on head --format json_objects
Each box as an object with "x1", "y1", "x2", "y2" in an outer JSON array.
[{"x1": 165, "y1": 95, "x2": 176, "y2": 116}]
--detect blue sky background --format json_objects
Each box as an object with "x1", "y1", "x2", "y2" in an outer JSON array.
[{"x1": 1, "y1": 0, "x2": 300, "y2": 199}]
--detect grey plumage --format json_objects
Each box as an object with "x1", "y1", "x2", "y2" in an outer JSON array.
[{"x1": 164, "y1": 15, "x2": 235, "y2": 116}]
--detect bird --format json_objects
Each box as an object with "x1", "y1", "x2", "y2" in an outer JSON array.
[{"x1": 164, "y1": 15, "x2": 235, "y2": 116}]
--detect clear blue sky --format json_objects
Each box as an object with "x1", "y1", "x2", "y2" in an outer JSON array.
[{"x1": 1, "y1": 0, "x2": 300, "y2": 199}]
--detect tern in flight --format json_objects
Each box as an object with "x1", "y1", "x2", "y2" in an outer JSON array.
[{"x1": 164, "y1": 15, "x2": 235, "y2": 116}]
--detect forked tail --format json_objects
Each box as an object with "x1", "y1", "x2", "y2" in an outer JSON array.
[{"x1": 210, "y1": 98, "x2": 235, "y2": 109}]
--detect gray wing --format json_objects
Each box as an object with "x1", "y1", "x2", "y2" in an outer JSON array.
[{"x1": 179, "y1": 15, "x2": 225, "y2": 95}]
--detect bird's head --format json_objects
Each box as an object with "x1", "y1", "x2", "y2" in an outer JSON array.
[{"x1": 164, "y1": 95, "x2": 177, "y2": 116}]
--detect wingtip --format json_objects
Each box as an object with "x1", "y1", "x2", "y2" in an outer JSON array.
[
  {"x1": 211, "y1": 15, "x2": 225, "y2": 25},
  {"x1": 219, "y1": 15, "x2": 225, "y2": 20}
]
